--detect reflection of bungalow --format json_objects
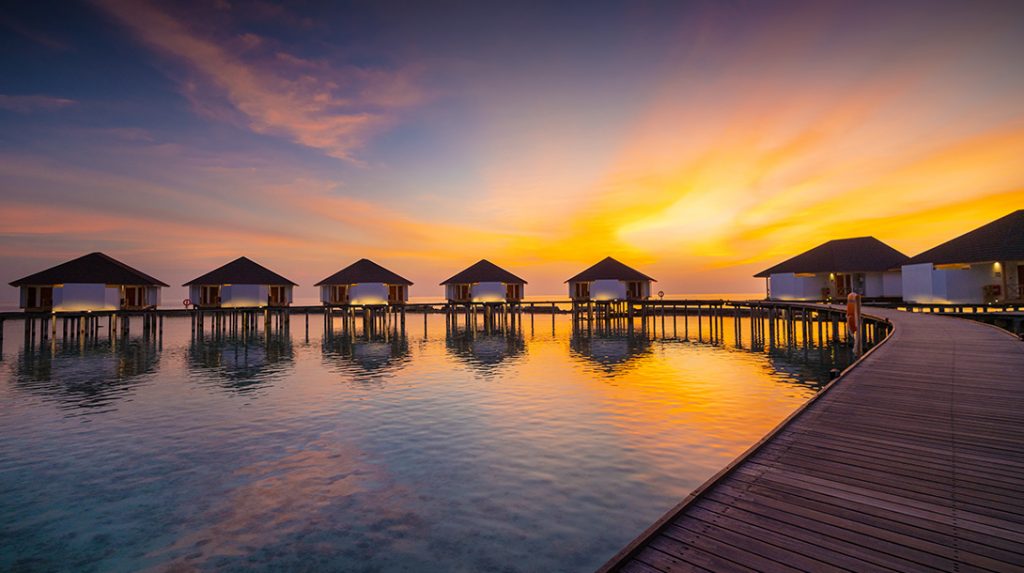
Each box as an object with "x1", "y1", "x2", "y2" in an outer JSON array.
[
  {"x1": 441, "y1": 260, "x2": 526, "y2": 303},
  {"x1": 188, "y1": 334, "x2": 294, "y2": 392},
  {"x1": 17, "y1": 337, "x2": 161, "y2": 407},
  {"x1": 316, "y1": 259, "x2": 412, "y2": 306},
  {"x1": 570, "y1": 334, "x2": 651, "y2": 373},
  {"x1": 567, "y1": 257, "x2": 654, "y2": 301},
  {"x1": 10, "y1": 252, "x2": 167, "y2": 312},
  {"x1": 756, "y1": 238, "x2": 907, "y2": 301},
  {"x1": 446, "y1": 332, "x2": 526, "y2": 371},
  {"x1": 902, "y1": 210, "x2": 1024, "y2": 304},
  {"x1": 184, "y1": 257, "x2": 296, "y2": 308},
  {"x1": 323, "y1": 336, "x2": 410, "y2": 375}
]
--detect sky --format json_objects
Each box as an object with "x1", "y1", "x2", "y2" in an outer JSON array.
[{"x1": 2, "y1": 0, "x2": 1024, "y2": 303}]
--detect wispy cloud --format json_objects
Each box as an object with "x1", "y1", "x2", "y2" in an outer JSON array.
[
  {"x1": 0, "y1": 94, "x2": 76, "y2": 113},
  {"x1": 93, "y1": 0, "x2": 424, "y2": 161}
]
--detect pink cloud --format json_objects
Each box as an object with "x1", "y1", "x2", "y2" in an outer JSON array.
[{"x1": 94, "y1": 0, "x2": 424, "y2": 161}]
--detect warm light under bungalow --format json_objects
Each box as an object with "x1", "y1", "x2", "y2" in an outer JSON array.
[
  {"x1": 755, "y1": 237, "x2": 908, "y2": 302},
  {"x1": 902, "y1": 209, "x2": 1024, "y2": 305},
  {"x1": 315, "y1": 259, "x2": 413, "y2": 306},
  {"x1": 440, "y1": 260, "x2": 526, "y2": 304},
  {"x1": 183, "y1": 257, "x2": 297, "y2": 308},
  {"x1": 566, "y1": 257, "x2": 655, "y2": 301},
  {"x1": 9, "y1": 252, "x2": 168, "y2": 312}
]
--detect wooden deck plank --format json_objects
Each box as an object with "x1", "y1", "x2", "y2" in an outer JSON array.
[{"x1": 599, "y1": 307, "x2": 1024, "y2": 573}]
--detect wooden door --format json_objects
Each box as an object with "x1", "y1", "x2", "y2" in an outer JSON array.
[
  {"x1": 124, "y1": 286, "x2": 139, "y2": 308},
  {"x1": 389, "y1": 284, "x2": 403, "y2": 303},
  {"x1": 40, "y1": 287, "x2": 53, "y2": 309}
]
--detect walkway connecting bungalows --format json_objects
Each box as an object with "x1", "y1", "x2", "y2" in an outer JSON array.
[
  {"x1": 9, "y1": 252, "x2": 167, "y2": 312},
  {"x1": 441, "y1": 259, "x2": 526, "y2": 304},
  {"x1": 184, "y1": 257, "x2": 296, "y2": 308},
  {"x1": 316, "y1": 259, "x2": 412, "y2": 306},
  {"x1": 567, "y1": 257, "x2": 654, "y2": 302},
  {"x1": 902, "y1": 209, "x2": 1024, "y2": 304},
  {"x1": 756, "y1": 237, "x2": 907, "y2": 301}
]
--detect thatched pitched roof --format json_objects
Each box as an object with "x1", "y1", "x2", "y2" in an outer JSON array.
[
  {"x1": 183, "y1": 257, "x2": 296, "y2": 286},
  {"x1": 440, "y1": 260, "x2": 526, "y2": 285},
  {"x1": 905, "y1": 210, "x2": 1024, "y2": 266},
  {"x1": 566, "y1": 257, "x2": 655, "y2": 283},
  {"x1": 755, "y1": 237, "x2": 908, "y2": 278},
  {"x1": 10, "y1": 252, "x2": 168, "y2": 287},
  {"x1": 315, "y1": 259, "x2": 412, "y2": 286}
]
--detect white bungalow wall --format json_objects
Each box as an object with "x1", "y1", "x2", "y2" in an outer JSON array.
[
  {"x1": 471, "y1": 281, "x2": 508, "y2": 303},
  {"x1": 221, "y1": 284, "x2": 267, "y2": 308},
  {"x1": 768, "y1": 273, "x2": 829, "y2": 301},
  {"x1": 881, "y1": 271, "x2": 903, "y2": 298},
  {"x1": 349, "y1": 283, "x2": 389, "y2": 305},
  {"x1": 902, "y1": 262, "x2": 1005, "y2": 304},
  {"x1": 590, "y1": 279, "x2": 628, "y2": 301},
  {"x1": 51, "y1": 283, "x2": 120, "y2": 311}
]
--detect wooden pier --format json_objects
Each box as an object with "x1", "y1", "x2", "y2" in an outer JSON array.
[{"x1": 599, "y1": 306, "x2": 1024, "y2": 573}]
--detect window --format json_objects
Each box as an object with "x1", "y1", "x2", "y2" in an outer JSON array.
[
  {"x1": 453, "y1": 284, "x2": 471, "y2": 301},
  {"x1": 200, "y1": 285, "x2": 220, "y2": 306},
  {"x1": 123, "y1": 286, "x2": 144, "y2": 308},
  {"x1": 269, "y1": 286, "x2": 286, "y2": 305},
  {"x1": 388, "y1": 284, "x2": 404, "y2": 303},
  {"x1": 506, "y1": 283, "x2": 521, "y2": 301},
  {"x1": 574, "y1": 282, "x2": 590, "y2": 300},
  {"x1": 331, "y1": 285, "x2": 348, "y2": 304}
]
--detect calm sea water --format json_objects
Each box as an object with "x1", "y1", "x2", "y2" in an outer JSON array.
[{"x1": 0, "y1": 312, "x2": 852, "y2": 572}]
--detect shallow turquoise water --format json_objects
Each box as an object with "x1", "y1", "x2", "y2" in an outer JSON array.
[{"x1": 0, "y1": 313, "x2": 852, "y2": 572}]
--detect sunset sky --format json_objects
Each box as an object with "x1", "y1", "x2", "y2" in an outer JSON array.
[{"x1": 2, "y1": 0, "x2": 1023, "y2": 302}]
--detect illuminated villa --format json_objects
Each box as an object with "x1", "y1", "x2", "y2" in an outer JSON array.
[
  {"x1": 441, "y1": 260, "x2": 526, "y2": 304},
  {"x1": 755, "y1": 237, "x2": 908, "y2": 302},
  {"x1": 184, "y1": 257, "x2": 296, "y2": 308},
  {"x1": 316, "y1": 259, "x2": 412, "y2": 306},
  {"x1": 9, "y1": 252, "x2": 167, "y2": 312},
  {"x1": 567, "y1": 257, "x2": 655, "y2": 302},
  {"x1": 902, "y1": 210, "x2": 1024, "y2": 305}
]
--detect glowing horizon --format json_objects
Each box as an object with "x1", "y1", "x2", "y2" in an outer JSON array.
[{"x1": 2, "y1": 1, "x2": 1023, "y2": 303}]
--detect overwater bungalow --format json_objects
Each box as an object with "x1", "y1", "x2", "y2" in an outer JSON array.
[
  {"x1": 566, "y1": 256, "x2": 654, "y2": 301},
  {"x1": 184, "y1": 257, "x2": 296, "y2": 308},
  {"x1": 315, "y1": 259, "x2": 412, "y2": 306},
  {"x1": 9, "y1": 252, "x2": 167, "y2": 312},
  {"x1": 756, "y1": 237, "x2": 907, "y2": 301},
  {"x1": 902, "y1": 210, "x2": 1024, "y2": 304},
  {"x1": 441, "y1": 260, "x2": 526, "y2": 303}
]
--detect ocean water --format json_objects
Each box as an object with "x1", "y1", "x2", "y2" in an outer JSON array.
[{"x1": 0, "y1": 312, "x2": 853, "y2": 572}]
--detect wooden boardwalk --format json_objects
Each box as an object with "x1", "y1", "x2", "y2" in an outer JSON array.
[{"x1": 600, "y1": 308, "x2": 1024, "y2": 573}]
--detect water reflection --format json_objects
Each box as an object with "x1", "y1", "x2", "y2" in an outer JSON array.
[
  {"x1": 187, "y1": 332, "x2": 294, "y2": 393},
  {"x1": 446, "y1": 331, "x2": 526, "y2": 374},
  {"x1": 569, "y1": 332, "x2": 652, "y2": 375},
  {"x1": 12, "y1": 336, "x2": 160, "y2": 410},
  {"x1": 0, "y1": 312, "x2": 884, "y2": 573},
  {"x1": 322, "y1": 333, "x2": 410, "y2": 377}
]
